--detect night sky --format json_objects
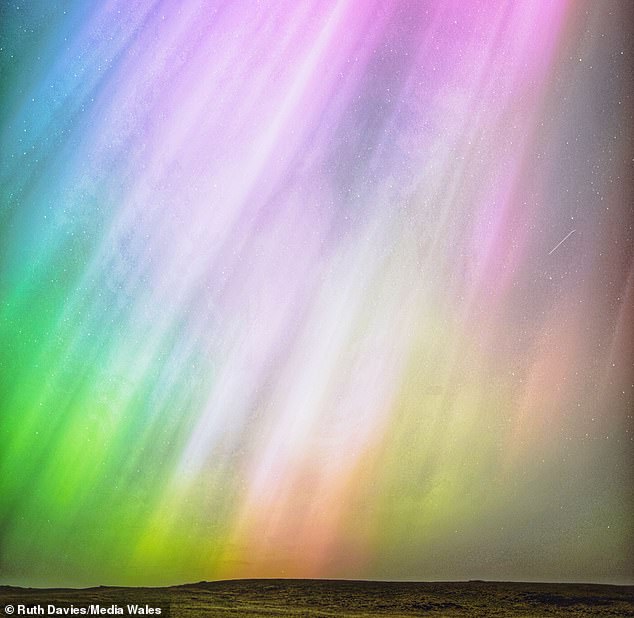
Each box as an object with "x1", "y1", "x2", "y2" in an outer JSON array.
[{"x1": 1, "y1": 0, "x2": 632, "y2": 587}]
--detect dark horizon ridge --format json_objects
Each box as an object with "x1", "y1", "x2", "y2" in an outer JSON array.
[{"x1": 2, "y1": 577, "x2": 633, "y2": 592}]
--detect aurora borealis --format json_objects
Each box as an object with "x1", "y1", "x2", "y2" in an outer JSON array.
[{"x1": 0, "y1": 0, "x2": 632, "y2": 588}]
